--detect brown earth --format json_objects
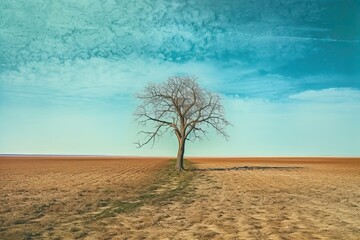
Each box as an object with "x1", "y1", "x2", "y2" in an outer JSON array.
[
  {"x1": 1, "y1": 156, "x2": 359, "y2": 239},
  {"x1": 0, "y1": 156, "x2": 169, "y2": 239}
]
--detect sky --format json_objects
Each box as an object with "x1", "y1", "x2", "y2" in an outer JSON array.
[{"x1": 0, "y1": 0, "x2": 359, "y2": 156}]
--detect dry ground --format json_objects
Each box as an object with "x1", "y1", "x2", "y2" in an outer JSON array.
[
  {"x1": 1, "y1": 156, "x2": 359, "y2": 239},
  {"x1": 0, "y1": 156, "x2": 169, "y2": 239}
]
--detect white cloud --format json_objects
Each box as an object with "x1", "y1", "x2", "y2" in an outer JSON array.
[
  {"x1": 289, "y1": 88, "x2": 360, "y2": 103},
  {"x1": 0, "y1": 57, "x2": 224, "y2": 107},
  {"x1": 0, "y1": 0, "x2": 327, "y2": 69}
]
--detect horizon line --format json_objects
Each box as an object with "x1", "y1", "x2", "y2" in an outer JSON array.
[{"x1": 0, "y1": 154, "x2": 359, "y2": 158}]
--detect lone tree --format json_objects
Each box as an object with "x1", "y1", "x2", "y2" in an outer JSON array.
[{"x1": 134, "y1": 76, "x2": 230, "y2": 171}]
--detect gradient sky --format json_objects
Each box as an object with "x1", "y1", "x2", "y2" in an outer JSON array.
[{"x1": 0, "y1": 0, "x2": 359, "y2": 156}]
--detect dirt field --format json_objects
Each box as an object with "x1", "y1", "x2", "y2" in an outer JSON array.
[
  {"x1": 1, "y1": 156, "x2": 359, "y2": 239},
  {"x1": 0, "y1": 156, "x2": 169, "y2": 239}
]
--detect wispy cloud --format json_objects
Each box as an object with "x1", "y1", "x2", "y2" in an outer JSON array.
[
  {"x1": 1, "y1": 0, "x2": 344, "y2": 69},
  {"x1": 289, "y1": 88, "x2": 360, "y2": 103},
  {"x1": 0, "y1": 58, "x2": 225, "y2": 106}
]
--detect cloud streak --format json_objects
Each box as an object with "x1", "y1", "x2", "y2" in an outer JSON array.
[{"x1": 289, "y1": 88, "x2": 360, "y2": 103}]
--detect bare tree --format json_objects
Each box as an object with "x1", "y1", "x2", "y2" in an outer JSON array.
[{"x1": 134, "y1": 76, "x2": 230, "y2": 171}]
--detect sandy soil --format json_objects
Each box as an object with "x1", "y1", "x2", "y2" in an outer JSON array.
[
  {"x1": 85, "y1": 157, "x2": 360, "y2": 240},
  {"x1": 1, "y1": 156, "x2": 359, "y2": 239},
  {"x1": 0, "y1": 156, "x2": 168, "y2": 239}
]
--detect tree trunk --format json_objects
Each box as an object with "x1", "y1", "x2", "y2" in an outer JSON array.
[{"x1": 176, "y1": 138, "x2": 186, "y2": 171}]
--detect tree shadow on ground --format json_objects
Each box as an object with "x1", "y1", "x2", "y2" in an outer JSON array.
[{"x1": 190, "y1": 166, "x2": 303, "y2": 172}]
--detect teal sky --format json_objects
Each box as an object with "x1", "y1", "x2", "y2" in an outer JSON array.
[{"x1": 0, "y1": 0, "x2": 359, "y2": 156}]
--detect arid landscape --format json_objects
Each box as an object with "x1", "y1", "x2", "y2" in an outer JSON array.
[{"x1": 0, "y1": 156, "x2": 359, "y2": 239}]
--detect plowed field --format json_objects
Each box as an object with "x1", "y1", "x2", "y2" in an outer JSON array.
[
  {"x1": 1, "y1": 156, "x2": 359, "y2": 239},
  {"x1": 0, "y1": 156, "x2": 169, "y2": 239}
]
